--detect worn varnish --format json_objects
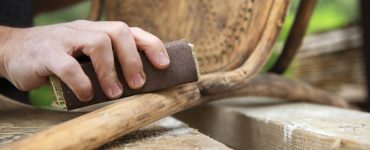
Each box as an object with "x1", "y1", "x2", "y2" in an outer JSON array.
[
  {"x1": 1, "y1": 0, "x2": 353, "y2": 149},
  {"x1": 105, "y1": 0, "x2": 269, "y2": 73}
]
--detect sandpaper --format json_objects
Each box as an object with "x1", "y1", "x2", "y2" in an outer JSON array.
[{"x1": 50, "y1": 40, "x2": 200, "y2": 110}]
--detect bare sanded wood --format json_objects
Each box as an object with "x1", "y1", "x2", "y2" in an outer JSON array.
[
  {"x1": 3, "y1": 73, "x2": 350, "y2": 149},
  {"x1": 105, "y1": 0, "x2": 278, "y2": 73},
  {"x1": 100, "y1": 117, "x2": 231, "y2": 150},
  {"x1": 204, "y1": 74, "x2": 350, "y2": 108},
  {"x1": 2, "y1": 0, "x2": 354, "y2": 149},
  {"x1": 0, "y1": 95, "x2": 230, "y2": 150},
  {"x1": 176, "y1": 99, "x2": 370, "y2": 150},
  {"x1": 0, "y1": 95, "x2": 83, "y2": 145},
  {"x1": 2, "y1": 84, "x2": 204, "y2": 150}
]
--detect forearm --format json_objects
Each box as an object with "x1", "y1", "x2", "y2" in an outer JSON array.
[{"x1": 0, "y1": 26, "x2": 15, "y2": 78}]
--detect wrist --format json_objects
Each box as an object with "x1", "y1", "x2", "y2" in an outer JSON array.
[{"x1": 0, "y1": 26, "x2": 17, "y2": 78}]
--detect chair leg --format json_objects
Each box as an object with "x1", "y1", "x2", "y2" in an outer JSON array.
[{"x1": 204, "y1": 74, "x2": 352, "y2": 109}]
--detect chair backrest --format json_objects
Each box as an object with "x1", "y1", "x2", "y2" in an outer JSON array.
[{"x1": 103, "y1": 0, "x2": 290, "y2": 74}]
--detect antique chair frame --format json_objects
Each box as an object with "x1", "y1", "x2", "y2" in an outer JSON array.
[{"x1": 1, "y1": 0, "x2": 351, "y2": 149}]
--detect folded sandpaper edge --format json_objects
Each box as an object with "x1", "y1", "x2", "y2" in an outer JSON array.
[
  {"x1": 50, "y1": 75, "x2": 67, "y2": 109},
  {"x1": 50, "y1": 40, "x2": 200, "y2": 110},
  {"x1": 189, "y1": 43, "x2": 201, "y2": 79}
]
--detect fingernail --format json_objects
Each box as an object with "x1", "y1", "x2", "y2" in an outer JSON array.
[
  {"x1": 132, "y1": 72, "x2": 145, "y2": 89},
  {"x1": 158, "y1": 51, "x2": 170, "y2": 66},
  {"x1": 110, "y1": 81, "x2": 123, "y2": 98}
]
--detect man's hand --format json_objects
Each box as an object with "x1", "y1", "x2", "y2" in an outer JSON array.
[{"x1": 0, "y1": 20, "x2": 170, "y2": 102}]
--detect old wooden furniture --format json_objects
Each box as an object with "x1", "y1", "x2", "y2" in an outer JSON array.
[
  {"x1": 1, "y1": 0, "x2": 354, "y2": 149},
  {"x1": 0, "y1": 95, "x2": 230, "y2": 149}
]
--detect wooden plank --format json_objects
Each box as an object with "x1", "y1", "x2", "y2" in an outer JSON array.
[
  {"x1": 0, "y1": 95, "x2": 230, "y2": 149},
  {"x1": 100, "y1": 117, "x2": 231, "y2": 150},
  {"x1": 294, "y1": 27, "x2": 366, "y2": 102},
  {"x1": 176, "y1": 97, "x2": 370, "y2": 150},
  {"x1": 297, "y1": 26, "x2": 362, "y2": 58}
]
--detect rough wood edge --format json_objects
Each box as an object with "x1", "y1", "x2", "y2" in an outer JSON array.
[
  {"x1": 99, "y1": 117, "x2": 231, "y2": 149},
  {"x1": 189, "y1": 43, "x2": 201, "y2": 79},
  {"x1": 176, "y1": 100, "x2": 370, "y2": 150},
  {"x1": 2, "y1": 1, "x2": 316, "y2": 149}
]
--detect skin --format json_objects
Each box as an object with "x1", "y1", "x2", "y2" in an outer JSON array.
[{"x1": 0, "y1": 20, "x2": 170, "y2": 102}]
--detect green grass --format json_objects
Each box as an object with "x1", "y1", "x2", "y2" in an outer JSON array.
[{"x1": 29, "y1": 0, "x2": 360, "y2": 107}]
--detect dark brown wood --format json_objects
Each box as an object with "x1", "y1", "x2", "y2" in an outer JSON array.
[
  {"x1": 269, "y1": 0, "x2": 317, "y2": 73},
  {"x1": 88, "y1": 0, "x2": 103, "y2": 21},
  {"x1": 360, "y1": 0, "x2": 370, "y2": 111}
]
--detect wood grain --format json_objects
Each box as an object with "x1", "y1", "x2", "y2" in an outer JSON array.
[
  {"x1": 105, "y1": 0, "x2": 277, "y2": 73},
  {"x1": 2, "y1": 0, "x2": 353, "y2": 149},
  {"x1": 176, "y1": 99, "x2": 370, "y2": 150},
  {"x1": 0, "y1": 95, "x2": 230, "y2": 150},
  {"x1": 2, "y1": 73, "x2": 350, "y2": 149},
  {"x1": 296, "y1": 27, "x2": 366, "y2": 102}
]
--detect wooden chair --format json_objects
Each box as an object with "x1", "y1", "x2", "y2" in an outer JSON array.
[{"x1": 1, "y1": 0, "x2": 351, "y2": 149}]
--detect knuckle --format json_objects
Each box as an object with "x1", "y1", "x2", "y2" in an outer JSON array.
[
  {"x1": 149, "y1": 37, "x2": 162, "y2": 46},
  {"x1": 131, "y1": 27, "x2": 143, "y2": 32},
  {"x1": 78, "y1": 82, "x2": 91, "y2": 92},
  {"x1": 110, "y1": 21, "x2": 131, "y2": 36},
  {"x1": 125, "y1": 57, "x2": 142, "y2": 69},
  {"x1": 144, "y1": 37, "x2": 163, "y2": 50},
  {"x1": 99, "y1": 71, "x2": 116, "y2": 83},
  {"x1": 94, "y1": 32, "x2": 111, "y2": 44},
  {"x1": 90, "y1": 32, "x2": 111, "y2": 49},
  {"x1": 59, "y1": 60, "x2": 79, "y2": 77}
]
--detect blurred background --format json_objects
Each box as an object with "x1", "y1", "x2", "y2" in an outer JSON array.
[{"x1": 30, "y1": 0, "x2": 362, "y2": 107}]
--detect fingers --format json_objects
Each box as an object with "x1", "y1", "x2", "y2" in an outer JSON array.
[
  {"x1": 68, "y1": 20, "x2": 146, "y2": 89},
  {"x1": 70, "y1": 30, "x2": 123, "y2": 99},
  {"x1": 46, "y1": 52, "x2": 93, "y2": 102},
  {"x1": 130, "y1": 27, "x2": 170, "y2": 69}
]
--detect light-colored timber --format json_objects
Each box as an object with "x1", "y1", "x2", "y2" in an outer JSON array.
[
  {"x1": 1, "y1": 0, "x2": 353, "y2": 149},
  {"x1": 176, "y1": 98, "x2": 370, "y2": 150},
  {"x1": 2, "y1": 73, "x2": 351, "y2": 150},
  {"x1": 0, "y1": 95, "x2": 230, "y2": 150}
]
